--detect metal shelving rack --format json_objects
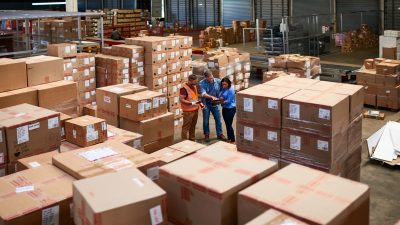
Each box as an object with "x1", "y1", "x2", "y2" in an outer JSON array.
[{"x1": 0, "y1": 10, "x2": 104, "y2": 57}]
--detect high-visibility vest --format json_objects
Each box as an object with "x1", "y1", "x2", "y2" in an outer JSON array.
[{"x1": 181, "y1": 84, "x2": 199, "y2": 112}]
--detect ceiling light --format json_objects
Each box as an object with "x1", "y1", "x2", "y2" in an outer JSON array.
[{"x1": 32, "y1": 2, "x2": 66, "y2": 6}]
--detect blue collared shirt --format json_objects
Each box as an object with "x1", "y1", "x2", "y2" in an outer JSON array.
[
  {"x1": 199, "y1": 78, "x2": 221, "y2": 105},
  {"x1": 219, "y1": 87, "x2": 236, "y2": 108}
]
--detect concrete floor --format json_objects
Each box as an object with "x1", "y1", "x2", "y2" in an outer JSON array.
[{"x1": 185, "y1": 36, "x2": 400, "y2": 224}]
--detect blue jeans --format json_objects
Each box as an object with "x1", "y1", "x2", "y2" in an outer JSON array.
[
  {"x1": 222, "y1": 107, "x2": 236, "y2": 142},
  {"x1": 202, "y1": 104, "x2": 223, "y2": 136}
]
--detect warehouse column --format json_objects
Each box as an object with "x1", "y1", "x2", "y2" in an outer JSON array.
[{"x1": 66, "y1": 0, "x2": 78, "y2": 12}]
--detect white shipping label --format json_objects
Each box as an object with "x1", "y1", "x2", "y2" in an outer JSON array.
[
  {"x1": 85, "y1": 80, "x2": 90, "y2": 87},
  {"x1": 91, "y1": 90, "x2": 96, "y2": 96},
  {"x1": 173, "y1": 86, "x2": 177, "y2": 92},
  {"x1": 150, "y1": 205, "x2": 163, "y2": 225},
  {"x1": 28, "y1": 122, "x2": 40, "y2": 131},
  {"x1": 102, "y1": 122, "x2": 107, "y2": 131},
  {"x1": 28, "y1": 161, "x2": 41, "y2": 168},
  {"x1": 174, "y1": 97, "x2": 179, "y2": 104},
  {"x1": 17, "y1": 125, "x2": 29, "y2": 144},
  {"x1": 153, "y1": 97, "x2": 160, "y2": 108},
  {"x1": 244, "y1": 126, "x2": 254, "y2": 141},
  {"x1": 184, "y1": 72, "x2": 188, "y2": 78},
  {"x1": 318, "y1": 108, "x2": 331, "y2": 120},
  {"x1": 67, "y1": 63, "x2": 72, "y2": 68},
  {"x1": 107, "y1": 131, "x2": 115, "y2": 138},
  {"x1": 171, "y1": 52, "x2": 175, "y2": 58},
  {"x1": 290, "y1": 135, "x2": 301, "y2": 151},
  {"x1": 268, "y1": 58, "x2": 276, "y2": 64},
  {"x1": 157, "y1": 45, "x2": 162, "y2": 51},
  {"x1": 184, "y1": 38, "x2": 188, "y2": 45},
  {"x1": 86, "y1": 128, "x2": 98, "y2": 142},
  {"x1": 123, "y1": 58, "x2": 129, "y2": 64},
  {"x1": 317, "y1": 140, "x2": 329, "y2": 151},
  {"x1": 145, "y1": 102, "x2": 152, "y2": 111},
  {"x1": 48, "y1": 117, "x2": 59, "y2": 129},
  {"x1": 185, "y1": 61, "x2": 189, "y2": 67},
  {"x1": 243, "y1": 98, "x2": 253, "y2": 112},
  {"x1": 90, "y1": 57, "x2": 95, "y2": 62},
  {"x1": 79, "y1": 147, "x2": 118, "y2": 162},
  {"x1": 138, "y1": 67, "x2": 144, "y2": 72},
  {"x1": 183, "y1": 50, "x2": 188, "y2": 57},
  {"x1": 61, "y1": 128, "x2": 65, "y2": 137},
  {"x1": 162, "y1": 53, "x2": 166, "y2": 59},
  {"x1": 90, "y1": 78, "x2": 95, "y2": 84},
  {"x1": 73, "y1": 130, "x2": 76, "y2": 139},
  {"x1": 133, "y1": 139, "x2": 141, "y2": 149},
  {"x1": 85, "y1": 92, "x2": 90, "y2": 99},
  {"x1": 0, "y1": 153, "x2": 4, "y2": 164},
  {"x1": 138, "y1": 62, "x2": 144, "y2": 67},
  {"x1": 65, "y1": 46, "x2": 71, "y2": 54},
  {"x1": 172, "y1": 75, "x2": 177, "y2": 82},
  {"x1": 147, "y1": 167, "x2": 160, "y2": 180},
  {"x1": 138, "y1": 102, "x2": 145, "y2": 114},
  {"x1": 267, "y1": 131, "x2": 278, "y2": 142},
  {"x1": 16, "y1": 185, "x2": 34, "y2": 193},
  {"x1": 90, "y1": 66, "x2": 95, "y2": 72},
  {"x1": 177, "y1": 73, "x2": 181, "y2": 79},
  {"x1": 84, "y1": 69, "x2": 89, "y2": 76},
  {"x1": 158, "y1": 79, "x2": 163, "y2": 85},
  {"x1": 84, "y1": 58, "x2": 89, "y2": 65},
  {"x1": 289, "y1": 103, "x2": 300, "y2": 119},
  {"x1": 158, "y1": 68, "x2": 162, "y2": 75},
  {"x1": 71, "y1": 58, "x2": 77, "y2": 63},
  {"x1": 104, "y1": 96, "x2": 111, "y2": 103},
  {"x1": 125, "y1": 104, "x2": 132, "y2": 109},
  {"x1": 162, "y1": 64, "x2": 167, "y2": 69},
  {"x1": 208, "y1": 62, "x2": 215, "y2": 68},
  {"x1": 72, "y1": 69, "x2": 78, "y2": 74},
  {"x1": 123, "y1": 69, "x2": 129, "y2": 74},
  {"x1": 172, "y1": 63, "x2": 177, "y2": 70},
  {"x1": 160, "y1": 97, "x2": 167, "y2": 105},
  {"x1": 157, "y1": 54, "x2": 162, "y2": 61},
  {"x1": 268, "y1": 99, "x2": 278, "y2": 110}
]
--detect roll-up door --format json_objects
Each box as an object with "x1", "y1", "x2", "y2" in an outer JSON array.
[
  {"x1": 336, "y1": 0, "x2": 379, "y2": 33},
  {"x1": 255, "y1": 0, "x2": 288, "y2": 26},
  {"x1": 222, "y1": 0, "x2": 252, "y2": 27},
  {"x1": 385, "y1": 0, "x2": 400, "y2": 30}
]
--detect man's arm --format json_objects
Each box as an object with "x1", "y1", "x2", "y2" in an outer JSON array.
[{"x1": 199, "y1": 80, "x2": 218, "y2": 100}]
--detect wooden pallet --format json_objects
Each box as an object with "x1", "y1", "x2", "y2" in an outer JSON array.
[{"x1": 363, "y1": 110, "x2": 385, "y2": 120}]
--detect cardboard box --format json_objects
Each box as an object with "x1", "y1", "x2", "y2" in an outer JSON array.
[
  {"x1": 364, "y1": 94, "x2": 377, "y2": 106},
  {"x1": 245, "y1": 209, "x2": 308, "y2": 225},
  {"x1": 16, "y1": 150, "x2": 58, "y2": 171},
  {"x1": 376, "y1": 62, "x2": 400, "y2": 75},
  {"x1": 53, "y1": 141, "x2": 147, "y2": 179},
  {"x1": 0, "y1": 58, "x2": 27, "y2": 92},
  {"x1": 204, "y1": 141, "x2": 236, "y2": 152},
  {"x1": 82, "y1": 104, "x2": 97, "y2": 117},
  {"x1": 159, "y1": 147, "x2": 278, "y2": 225},
  {"x1": 47, "y1": 43, "x2": 77, "y2": 58},
  {"x1": 143, "y1": 135, "x2": 174, "y2": 154},
  {"x1": 120, "y1": 113, "x2": 174, "y2": 145},
  {"x1": 96, "y1": 84, "x2": 148, "y2": 126},
  {"x1": 73, "y1": 168, "x2": 167, "y2": 225},
  {"x1": 363, "y1": 84, "x2": 378, "y2": 95},
  {"x1": 265, "y1": 76, "x2": 319, "y2": 89},
  {"x1": 65, "y1": 115, "x2": 107, "y2": 147},
  {"x1": 375, "y1": 74, "x2": 400, "y2": 87},
  {"x1": 382, "y1": 47, "x2": 397, "y2": 60},
  {"x1": 140, "y1": 90, "x2": 168, "y2": 117},
  {"x1": 145, "y1": 51, "x2": 167, "y2": 65},
  {"x1": 377, "y1": 85, "x2": 400, "y2": 109},
  {"x1": 237, "y1": 85, "x2": 299, "y2": 128},
  {"x1": 36, "y1": 80, "x2": 78, "y2": 117},
  {"x1": 0, "y1": 165, "x2": 75, "y2": 225},
  {"x1": 119, "y1": 91, "x2": 153, "y2": 122},
  {"x1": 348, "y1": 115, "x2": 363, "y2": 155},
  {"x1": 24, "y1": 55, "x2": 64, "y2": 86},
  {"x1": 364, "y1": 59, "x2": 375, "y2": 70},
  {"x1": 60, "y1": 112, "x2": 72, "y2": 140},
  {"x1": 0, "y1": 104, "x2": 61, "y2": 163},
  {"x1": 125, "y1": 36, "x2": 171, "y2": 52},
  {"x1": 76, "y1": 53, "x2": 95, "y2": 67},
  {"x1": 356, "y1": 70, "x2": 376, "y2": 84},
  {"x1": 0, "y1": 87, "x2": 38, "y2": 109},
  {"x1": 281, "y1": 128, "x2": 348, "y2": 169},
  {"x1": 169, "y1": 140, "x2": 206, "y2": 154},
  {"x1": 106, "y1": 125, "x2": 143, "y2": 150},
  {"x1": 238, "y1": 164, "x2": 370, "y2": 225},
  {"x1": 282, "y1": 90, "x2": 350, "y2": 136},
  {"x1": 331, "y1": 84, "x2": 364, "y2": 121},
  {"x1": 59, "y1": 140, "x2": 80, "y2": 153},
  {"x1": 145, "y1": 63, "x2": 167, "y2": 77},
  {"x1": 237, "y1": 121, "x2": 281, "y2": 157}
]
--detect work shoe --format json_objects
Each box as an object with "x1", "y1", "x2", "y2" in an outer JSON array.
[
  {"x1": 204, "y1": 134, "x2": 210, "y2": 142},
  {"x1": 217, "y1": 134, "x2": 226, "y2": 141}
]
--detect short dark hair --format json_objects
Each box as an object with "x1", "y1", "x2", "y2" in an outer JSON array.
[
  {"x1": 188, "y1": 74, "x2": 197, "y2": 81},
  {"x1": 221, "y1": 77, "x2": 232, "y2": 88},
  {"x1": 204, "y1": 71, "x2": 212, "y2": 78}
]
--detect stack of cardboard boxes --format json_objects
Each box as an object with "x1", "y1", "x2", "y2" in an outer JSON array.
[
  {"x1": 268, "y1": 54, "x2": 322, "y2": 78},
  {"x1": 237, "y1": 76, "x2": 364, "y2": 181},
  {"x1": 357, "y1": 58, "x2": 400, "y2": 110},
  {"x1": 203, "y1": 48, "x2": 251, "y2": 91},
  {"x1": 232, "y1": 20, "x2": 253, "y2": 43},
  {"x1": 118, "y1": 90, "x2": 174, "y2": 153},
  {"x1": 95, "y1": 54, "x2": 130, "y2": 87},
  {"x1": 199, "y1": 26, "x2": 236, "y2": 48},
  {"x1": 110, "y1": 44, "x2": 145, "y2": 85}
]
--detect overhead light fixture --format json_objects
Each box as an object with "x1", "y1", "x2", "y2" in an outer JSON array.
[{"x1": 32, "y1": 2, "x2": 66, "y2": 6}]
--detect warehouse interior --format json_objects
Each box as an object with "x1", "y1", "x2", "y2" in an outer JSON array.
[{"x1": 0, "y1": 0, "x2": 399, "y2": 225}]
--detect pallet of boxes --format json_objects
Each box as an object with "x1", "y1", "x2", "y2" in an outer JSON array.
[
  {"x1": 357, "y1": 58, "x2": 400, "y2": 110},
  {"x1": 203, "y1": 48, "x2": 251, "y2": 91},
  {"x1": 236, "y1": 76, "x2": 364, "y2": 181},
  {"x1": 48, "y1": 43, "x2": 96, "y2": 114},
  {"x1": 268, "y1": 54, "x2": 322, "y2": 78}
]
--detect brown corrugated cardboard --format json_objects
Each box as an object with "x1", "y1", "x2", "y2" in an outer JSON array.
[
  {"x1": 282, "y1": 89, "x2": 349, "y2": 136},
  {"x1": 53, "y1": 141, "x2": 147, "y2": 179},
  {"x1": 96, "y1": 84, "x2": 148, "y2": 126},
  {"x1": 82, "y1": 104, "x2": 97, "y2": 117},
  {"x1": 106, "y1": 125, "x2": 143, "y2": 150},
  {"x1": 159, "y1": 147, "x2": 278, "y2": 225},
  {"x1": 59, "y1": 140, "x2": 80, "y2": 153},
  {"x1": 120, "y1": 113, "x2": 174, "y2": 145},
  {"x1": 168, "y1": 140, "x2": 206, "y2": 154},
  {"x1": 237, "y1": 121, "x2": 281, "y2": 157},
  {"x1": 150, "y1": 147, "x2": 188, "y2": 166},
  {"x1": 16, "y1": 150, "x2": 58, "y2": 171},
  {"x1": 377, "y1": 85, "x2": 400, "y2": 109},
  {"x1": 65, "y1": 115, "x2": 107, "y2": 147},
  {"x1": 237, "y1": 84, "x2": 300, "y2": 128},
  {"x1": 76, "y1": 53, "x2": 95, "y2": 67},
  {"x1": 363, "y1": 84, "x2": 377, "y2": 95},
  {"x1": 383, "y1": 47, "x2": 397, "y2": 60},
  {"x1": 36, "y1": 80, "x2": 78, "y2": 117},
  {"x1": 73, "y1": 168, "x2": 167, "y2": 225},
  {"x1": 126, "y1": 36, "x2": 171, "y2": 52},
  {"x1": 376, "y1": 62, "x2": 400, "y2": 75},
  {"x1": 265, "y1": 76, "x2": 319, "y2": 89},
  {"x1": 0, "y1": 87, "x2": 38, "y2": 109},
  {"x1": 204, "y1": 141, "x2": 237, "y2": 152},
  {"x1": 47, "y1": 43, "x2": 77, "y2": 58},
  {"x1": 143, "y1": 135, "x2": 174, "y2": 154},
  {"x1": 0, "y1": 165, "x2": 75, "y2": 225},
  {"x1": 364, "y1": 59, "x2": 375, "y2": 70},
  {"x1": 281, "y1": 128, "x2": 348, "y2": 170},
  {"x1": 0, "y1": 104, "x2": 61, "y2": 163},
  {"x1": 139, "y1": 90, "x2": 168, "y2": 117},
  {"x1": 60, "y1": 112, "x2": 72, "y2": 139},
  {"x1": 245, "y1": 209, "x2": 309, "y2": 225},
  {"x1": 356, "y1": 70, "x2": 376, "y2": 85},
  {"x1": 238, "y1": 164, "x2": 370, "y2": 225},
  {"x1": 0, "y1": 58, "x2": 27, "y2": 92},
  {"x1": 24, "y1": 55, "x2": 64, "y2": 86},
  {"x1": 348, "y1": 115, "x2": 362, "y2": 155},
  {"x1": 331, "y1": 84, "x2": 364, "y2": 121},
  {"x1": 119, "y1": 91, "x2": 153, "y2": 121},
  {"x1": 145, "y1": 51, "x2": 167, "y2": 64},
  {"x1": 364, "y1": 94, "x2": 377, "y2": 106},
  {"x1": 375, "y1": 74, "x2": 400, "y2": 87}
]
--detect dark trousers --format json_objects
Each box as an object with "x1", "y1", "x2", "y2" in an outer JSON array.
[{"x1": 222, "y1": 107, "x2": 236, "y2": 141}]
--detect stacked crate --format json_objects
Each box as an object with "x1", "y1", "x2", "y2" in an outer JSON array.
[
  {"x1": 236, "y1": 77, "x2": 364, "y2": 181},
  {"x1": 95, "y1": 54, "x2": 130, "y2": 87},
  {"x1": 357, "y1": 58, "x2": 400, "y2": 109},
  {"x1": 110, "y1": 44, "x2": 145, "y2": 85},
  {"x1": 268, "y1": 54, "x2": 321, "y2": 78}
]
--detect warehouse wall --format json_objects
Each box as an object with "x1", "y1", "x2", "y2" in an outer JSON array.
[
  {"x1": 384, "y1": 0, "x2": 400, "y2": 30},
  {"x1": 222, "y1": 0, "x2": 252, "y2": 26},
  {"x1": 336, "y1": 0, "x2": 380, "y2": 32},
  {"x1": 254, "y1": 0, "x2": 288, "y2": 26}
]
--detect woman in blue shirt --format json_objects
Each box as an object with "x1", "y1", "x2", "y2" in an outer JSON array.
[{"x1": 219, "y1": 77, "x2": 236, "y2": 143}]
